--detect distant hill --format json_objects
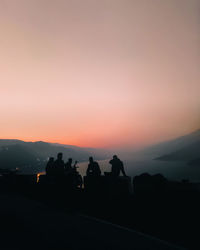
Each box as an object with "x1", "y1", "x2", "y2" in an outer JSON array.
[
  {"x1": 51, "y1": 143, "x2": 110, "y2": 159},
  {"x1": 142, "y1": 129, "x2": 200, "y2": 157},
  {"x1": 188, "y1": 157, "x2": 200, "y2": 166},
  {"x1": 0, "y1": 144, "x2": 39, "y2": 170},
  {"x1": 154, "y1": 129, "x2": 200, "y2": 165},
  {"x1": 0, "y1": 140, "x2": 108, "y2": 173}
]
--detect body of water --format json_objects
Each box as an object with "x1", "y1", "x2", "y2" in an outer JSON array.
[{"x1": 77, "y1": 153, "x2": 200, "y2": 182}]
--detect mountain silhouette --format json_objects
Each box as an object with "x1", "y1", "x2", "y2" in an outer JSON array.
[
  {"x1": 154, "y1": 129, "x2": 200, "y2": 164},
  {"x1": 139, "y1": 129, "x2": 200, "y2": 155},
  {"x1": 0, "y1": 144, "x2": 38, "y2": 171},
  {"x1": 0, "y1": 140, "x2": 108, "y2": 173}
]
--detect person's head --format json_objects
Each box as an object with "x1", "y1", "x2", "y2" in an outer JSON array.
[
  {"x1": 57, "y1": 152, "x2": 63, "y2": 160},
  {"x1": 49, "y1": 157, "x2": 54, "y2": 162},
  {"x1": 68, "y1": 158, "x2": 72, "y2": 164},
  {"x1": 113, "y1": 155, "x2": 118, "y2": 160},
  {"x1": 89, "y1": 157, "x2": 93, "y2": 163}
]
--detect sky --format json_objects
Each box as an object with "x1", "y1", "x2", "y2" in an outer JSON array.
[{"x1": 0, "y1": 0, "x2": 199, "y2": 148}]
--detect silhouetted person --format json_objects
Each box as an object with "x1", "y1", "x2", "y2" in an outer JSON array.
[
  {"x1": 86, "y1": 157, "x2": 101, "y2": 177},
  {"x1": 73, "y1": 160, "x2": 83, "y2": 189},
  {"x1": 109, "y1": 155, "x2": 126, "y2": 177},
  {"x1": 64, "y1": 159, "x2": 83, "y2": 189},
  {"x1": 65, "y1": 158, "x2": 73, "y2": 175},
  {"x1": 46, "y1": 157, "x2": 54, "y2": 176},
  {"x1": 54, "y1": 152, "x2": 65, "y2": 176}
]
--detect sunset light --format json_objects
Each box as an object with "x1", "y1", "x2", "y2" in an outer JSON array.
[{"x1": 0, "y1": 0, "x2": 199, "y2": 148}]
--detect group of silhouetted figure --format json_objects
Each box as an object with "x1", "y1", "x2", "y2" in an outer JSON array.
[
  {"x1": 87, "y1": 155, "x2": 127, "y2": 177},
  {"x1": 45, "y1": 153, "x2": 127, "y2": 188},
  {"x1": 45, "y1": 152, "x2": 82, "y2": 188}
]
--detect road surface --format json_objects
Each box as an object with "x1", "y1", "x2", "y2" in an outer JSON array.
[{"x1": 0, "y1": 193, "x2": 184, "y2": 250}]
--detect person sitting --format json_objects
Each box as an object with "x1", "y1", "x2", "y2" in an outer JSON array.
[
  {"x1": 65, "y1": 159, "x2": 83, "y2": 189},
  {"x1": 46, "y1": 157, "x2": 54, "y2": 176},
  {"x1": 65, "y1": 158, "x2": 73, "y2": 175},
  {"x1": 73, "y1": 160, "x2": 83, "y2": 189},
  {"x1": 109, "y1": 155, "x2": 126, "y2": 177},
  {"x1": 86, "y1": 157, "x2": 101, "y2": 177},
  {"x1": 53, "y1": 152, "x2": 65, "y2": 176}
]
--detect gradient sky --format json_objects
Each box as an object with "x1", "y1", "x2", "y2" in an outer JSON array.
[{"x1": 0, "y1": 0, "x2": 199, "y2": 148}]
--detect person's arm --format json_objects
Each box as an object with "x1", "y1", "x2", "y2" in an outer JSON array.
[{"x1": 121, "y1": 162, "x2": 127, "y2": 176}]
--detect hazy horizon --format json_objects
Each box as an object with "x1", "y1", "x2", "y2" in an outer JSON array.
[
  {"x1": 0, "y1": 0, "x2": 199, "y2": 148},
  {"x1": 0, "y1": 127, "x2": 199, "y2": 152}
]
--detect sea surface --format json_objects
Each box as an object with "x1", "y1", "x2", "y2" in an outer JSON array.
[{"x1": 77, "y1": 153, "x2": 200, "y2": 182}]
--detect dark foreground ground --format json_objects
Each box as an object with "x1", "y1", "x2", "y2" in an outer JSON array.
[
  {"x1": 1, "y1": 173, "x2": 200, "y2": 250},
  {"x1": 0, "y1": 192, "x2": 183, "y2": 250}
]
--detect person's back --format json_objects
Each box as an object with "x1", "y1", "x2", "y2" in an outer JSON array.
[
  {"x1": 109, "y1": 155, "x2": 126, "y2": 177},
  {"x1": 46, "y1": 157, "x2": 54, "y2": 176},
  {"x1": 87, "y1": 157, "x2": 101, "y2": 177},
  {"x1": 54, "y1": 153, "x2": 65, "y2": 176}
]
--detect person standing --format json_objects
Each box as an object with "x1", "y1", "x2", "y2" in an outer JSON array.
[
  {"x1": 46, "y1": 157, "x2": 54, "y2": 176},
  {"x1": 54, "y1": 152, "x2": 65, "y2": 176}
]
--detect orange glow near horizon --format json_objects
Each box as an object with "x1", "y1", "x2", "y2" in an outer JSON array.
[{"x1": 0, "y1": 0, "x2": 199, "y2": 149}]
